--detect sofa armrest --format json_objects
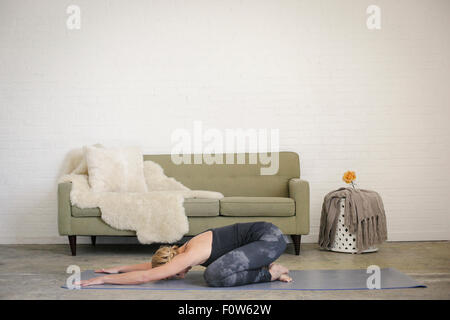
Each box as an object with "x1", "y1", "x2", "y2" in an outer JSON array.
[
  {"x1": 289, "y1": 178, "x2": 310, "y2": 235},
  {"x1": 58, "y1": 182, "x2": 73, "y2": 235}
]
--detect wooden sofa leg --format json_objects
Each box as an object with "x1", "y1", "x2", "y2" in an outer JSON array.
[
  {"x1": 68, "y1": 235, "x2": 77, "y2": 256},
  {"x1": 91, "y1": 236, "x2": 96, "y2": 246},
  {"x1": 291, "y1": 235, "x2": 301, "y2": 255}
]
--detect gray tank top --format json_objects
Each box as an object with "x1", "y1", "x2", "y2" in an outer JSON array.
[{"x1": 199, "y1": 222, "x2": 267, "y2": 267}]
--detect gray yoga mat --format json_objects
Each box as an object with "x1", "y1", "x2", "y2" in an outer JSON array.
[{"x1": 62, "y1": 268, "x2": 425, "y2": 290}]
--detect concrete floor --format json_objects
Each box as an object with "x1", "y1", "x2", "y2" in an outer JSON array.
[{"x1": 0, "y1": 241, "x2": 449, "y2": 300}]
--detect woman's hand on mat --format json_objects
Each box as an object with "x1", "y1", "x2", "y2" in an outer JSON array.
[
  {"x1": 76, "y1": 276, "x2": 105, "y2": 287},
  {"x1": 95, "y1": 267, "x2": 120, "y2": 274}
]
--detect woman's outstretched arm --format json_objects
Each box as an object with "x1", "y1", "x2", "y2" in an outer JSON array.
[
  {"x1": 95, "y1": 262, "x2": 152, "y2": 274},
  {"x1": 78, "y1": 253, "x2": 194, "y2": 287}
]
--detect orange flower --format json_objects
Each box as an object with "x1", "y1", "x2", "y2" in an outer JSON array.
[{"x1": 342, "y1": 171, "x2": 356, "y2": 184}]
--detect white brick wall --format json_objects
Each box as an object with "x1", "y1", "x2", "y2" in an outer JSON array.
[{"x1": 0, "y1": 0, "x2": 449, "y2": 244}]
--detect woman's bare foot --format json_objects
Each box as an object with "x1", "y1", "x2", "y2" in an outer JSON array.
[
  {"x1": 279, "y1": 273, "x2": 293, "y2": 283},
  {"x1": 268, "y1": 263, "x2": 291, "y2": 282}
]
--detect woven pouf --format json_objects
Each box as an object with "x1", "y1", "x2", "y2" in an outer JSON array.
[{"x1": 330, "y1": 198, "x2": 378, "y2": 254}]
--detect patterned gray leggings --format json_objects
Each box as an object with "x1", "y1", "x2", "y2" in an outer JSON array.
[{"x1": 203, "y1": 222, "x2": 287, "y2": 287}]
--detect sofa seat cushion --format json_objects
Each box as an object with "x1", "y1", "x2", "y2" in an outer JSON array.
[
  {"x1": 71, "y1": 198, "x2": 219, "y2": 218},
  {"x1": 183, "y1": 198, "x2": 219, "y2": 217},
  {"x1": 71, "y1": 206, "x2": 101, "y2": 217},
  {"x1": 220, "y1": 197, "x2": 295, "y2": 217}
]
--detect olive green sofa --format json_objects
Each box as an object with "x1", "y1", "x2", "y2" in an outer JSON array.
[{"x1": 58, "y1": 152, "x2": 310, "y2": 256}]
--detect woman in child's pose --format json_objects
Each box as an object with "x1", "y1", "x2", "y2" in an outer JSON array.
[{"x1": 79, "y1": 222, "x2": 292, "y2": 287}]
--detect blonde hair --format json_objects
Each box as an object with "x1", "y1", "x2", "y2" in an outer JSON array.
[{"x1": 151, "y1": 245, "x2": 179, "y2": 268}]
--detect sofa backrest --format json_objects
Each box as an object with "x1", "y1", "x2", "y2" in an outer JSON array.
[{"x1": 144, "y1": 152, "x2": 300, "y2": 197}]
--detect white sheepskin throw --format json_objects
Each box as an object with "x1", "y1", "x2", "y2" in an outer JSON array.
[
  {"x1": 85, "y1": 146, "x2": 149, "y2": 193},
  {"x1": 59, "y1": 146, "x2": 223, "y2": 244}
]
